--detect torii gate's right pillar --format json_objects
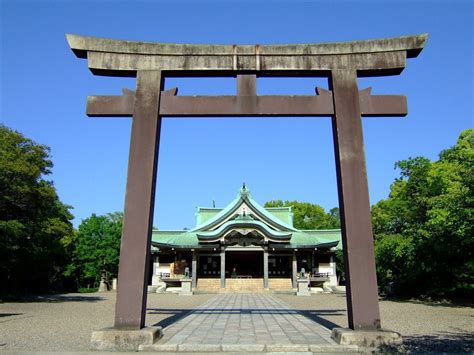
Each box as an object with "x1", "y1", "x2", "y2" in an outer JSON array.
[
  {"x1": 329, "y1": 68, "x2": 404, "y2": 346},
  {"x1": 331, "y1": 69, "x2": 381, "y2": 330}
]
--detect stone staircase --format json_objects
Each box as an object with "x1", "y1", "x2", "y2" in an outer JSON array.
[
  {"x1": 196, "y1": 278, "x2": 293, "y2": 293},
  {"x1": 196, "y1": 278, "x2": 220, "y2": 293},
  {"x1": 224, "y1": 278, "x2": 265, "y2": 293},
  {"x1": 268, "y1": 278, "x2": 293, "y2": 291}
]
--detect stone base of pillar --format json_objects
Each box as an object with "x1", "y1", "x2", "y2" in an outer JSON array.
[
  {"x1": 91, "y1": 326, "x2": 162, "y2": 351},
  {"x1": 296, "y1": 279, "x2": 310, "y2": 296},
  {"x1": 180, "y1": 279, "x2": 193, "y2": 296},
  {"x1": 331, "y1": 328, "x2": 402, "y2": 347}
]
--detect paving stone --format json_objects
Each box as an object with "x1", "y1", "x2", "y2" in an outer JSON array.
[
  {"x1": 178, "y1": 343, "x2": 221, "y2": 352},
  {"x1": 265, "y1": 343, "x2": 310, "y2": 352},
  {"x1": 139, "y1": 343, "x2": 178, "y2": 351},
  {"x1": 221, "y1": 338, "x2": 238, "y2": 344},
  {"x1": 147, "y1": 294, "x2": 344, "y2": 352},
  {"x1": 309, "y1": 344, "x2": 360, "y2": 352},
  {"x1": 222, "y1": 344, "x2": 265, "y2": 352}
]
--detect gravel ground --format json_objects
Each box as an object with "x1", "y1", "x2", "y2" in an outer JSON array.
[
  {"x1": 276, "y1": 293, "x2": 474, "y2": 353},
  {"x1": 0, "y1": 292, "x2": 213, "y2": 352},
  {"x1": 1, "y1": 292, "x2": 473, "y2": 353}
]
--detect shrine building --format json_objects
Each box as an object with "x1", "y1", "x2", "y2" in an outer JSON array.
[{"x1": 149, "y1": 185, "x2": 341, "y2": 292}]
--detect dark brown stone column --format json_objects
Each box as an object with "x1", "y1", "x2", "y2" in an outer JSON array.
[
  {"x1": 330, "y1": 69, "x2": 381, "y2": 330},
  {"x1": 114, "y1": 70, "x2": 163, "y2": 330}
]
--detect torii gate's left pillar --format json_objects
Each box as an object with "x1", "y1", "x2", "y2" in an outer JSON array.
[
  {"x1": 91, "y1": 71, "x2": 164, "y2": 350},
  {"x1": 114, "y1": 71, "x2": 162, "y2": 329}
]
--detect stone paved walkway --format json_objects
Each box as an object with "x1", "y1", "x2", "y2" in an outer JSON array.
[{"x1": 140, "y1": 294, "x2": 358, "y2": 352}]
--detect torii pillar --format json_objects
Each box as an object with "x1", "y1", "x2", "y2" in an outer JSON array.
[{"x1": 68, "y1": 33, "x2": 427, "y2": 350}]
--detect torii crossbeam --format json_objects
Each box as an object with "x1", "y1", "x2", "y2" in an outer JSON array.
[{"x1": 68, "y1": 33, "x2": 427, "y2": 348}]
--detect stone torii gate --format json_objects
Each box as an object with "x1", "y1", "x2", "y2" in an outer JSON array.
[{"x1": 67, "y1": 33, "x2": 427, "y2": 350}]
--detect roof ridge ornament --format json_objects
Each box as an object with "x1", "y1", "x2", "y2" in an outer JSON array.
[{"x1": 240, "y1": 183, "x2": 250, "y2": 198}]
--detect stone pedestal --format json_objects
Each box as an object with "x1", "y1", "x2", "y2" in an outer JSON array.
[
  {"x1": 151, "y1": 275, "x2": 161, "y2": 286},
  {"x1": 331, "y1": 327, "x2": 402, "y2": 347},
  {"x1": 296, "y1": 279, "x2": 310, "y2": 296},
  {"x1": 147, "y1": 285, "x2": 157, "y2": 293},
  {"x1": 323, "y1": 282, "x2": 333, "y2": 293},
  {"x1": 151, "y1": 274, "x2": 167, "y2": 293},
  {"x1": 98, "y1": 280, "x2": 108, "y2": 292},
  {"x1": 310, "y1": 287, "x2": 324, "y2": 294},
  {"x1": 91, "y1": 326, "x2": 162, "y2": 351},
  {"x1": 330, "y1": 285, "x2": 346, "y2": 294},
  {"x1": 180, "y1": 279, "x2": 193, "y2": 296},
  {"x1": 156, "y1": 283, "x2": 166, "y2": 293}
]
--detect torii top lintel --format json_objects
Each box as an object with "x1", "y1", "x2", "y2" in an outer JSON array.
[{"x1": 67, "y1": 33, "x2": 427, "y2": 77}]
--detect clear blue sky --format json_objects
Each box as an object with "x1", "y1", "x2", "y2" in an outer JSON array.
[{"x1": 1, "y1": 0, "x2": 472, "y2": 229}]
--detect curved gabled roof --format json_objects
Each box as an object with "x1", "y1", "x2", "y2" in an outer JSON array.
[
  {"x1": 151, "y1": 185, "x2": 342, "y2": 250},
  {"x1": 196, "y1": 215, "x2": 292, "y2": 242},
  {"x1": 190, "y1": 185, "x2": 298, "y2": 232}
]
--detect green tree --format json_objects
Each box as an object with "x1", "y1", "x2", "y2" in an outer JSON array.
[
  {"x1": 334, "y1": 249, "x2": 345, "y2": 284},
  {"x1": 0, "y1": 125, "x2": 73, "y2": 296},
  {"x1": 326, "y1": 207, "x2": 341, "y2": 229},
  {"x1": 264, "y1": 200, "x2": 340, "y2": 229},
  {"x1": 66, "y1": 212, "x2": 122, "y2": 289},
  {"x1": 372, "y1": 129, "x2": 473, "y2": 298}
]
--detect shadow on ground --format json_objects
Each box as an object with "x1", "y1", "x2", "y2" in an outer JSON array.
[
  {"x1": 382, "y1": 297, "x2": 474, "y2": 308},
  {"x1": 298, "y1": 309, "x2": 345, "y2": 330},
  {"x1": 13, "y1": 294, "x2": 106, "y2": 303},
  {"x1": 148, "y1": 307, "x2": 344, "y2": 331},
  {"x1": 380, "y1": 331, "x2": 474, "y2": 353},
  {"x1": 0, "y1": 313, "x2": 22, "y2": 318},
  {"x1": 148, "y1": 308, "x2": 196, "y2": 328}
]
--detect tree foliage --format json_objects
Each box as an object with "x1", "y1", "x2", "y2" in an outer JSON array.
[
  {"x1": 65, "y1": 212, "x2": 122, "y2": 289},
  {"x1": 0, "y1": 125, "x2": 74, "y2": 296},
  {"x1": 372, "y1": 129, "x2": 473, "y2": 298},
  {"x1": 264, "y1": 200, "x2": 340, "y2": 229}
]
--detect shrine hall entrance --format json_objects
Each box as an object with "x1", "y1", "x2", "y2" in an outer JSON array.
[{"x1": 226, "y1": 251, "x2": 263, "y2": 278}]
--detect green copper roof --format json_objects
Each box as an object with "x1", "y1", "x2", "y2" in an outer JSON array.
[
  {"x1": 289, "y1": 230, "x2": 342, "y2": 249},
  {"x1": 151, "y1": 185, "x2": 342, "y2": 250},
  {"x1": 196, "y1": 215, "x2": 292, "y2": 242},
  {"x1": 196, "y1": 208, "x2": 222, "y2": 225},
  {"x1": 266, "y1": 207, "x2": 293, "y2": 226},
  {"x1": 190, "y1": 185, "x2": 298, "y2": 233}
]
